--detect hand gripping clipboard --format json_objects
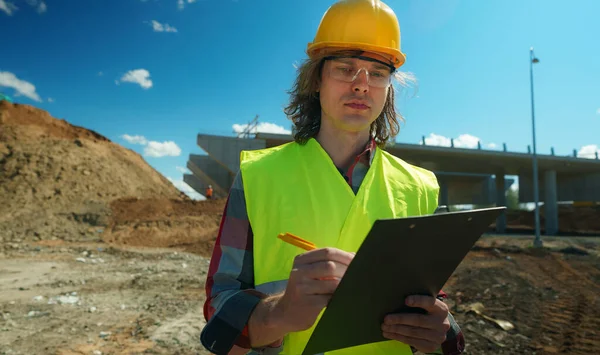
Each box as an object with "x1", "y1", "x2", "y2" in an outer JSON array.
[{"x1": 302, "y1": 206, "x2": 506, "y2": 355}]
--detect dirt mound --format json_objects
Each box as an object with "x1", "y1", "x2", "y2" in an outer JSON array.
[
  {"x1": 108, "y1": 197, "x2": 226, "y2": 224},
  {"x1": 504, "y1": 205, "x2": 600, "y2": 235},
  {"x1": 102, "y1": 197, "x2": 226, "y2": 257},
  {"x1": 0, "y1": 100, "x2": 111, "y2": 142},
  {"x1": 0, "y1": 102, "x2": 187, "y2": 246}
]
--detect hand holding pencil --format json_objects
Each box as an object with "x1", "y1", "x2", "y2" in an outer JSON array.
[{"x1": 269, "y1": 232, "x2": 355, "y2": 333}]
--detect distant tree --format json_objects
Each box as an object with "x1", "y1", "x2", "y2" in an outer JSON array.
[{"x1": 506, "y1": 186, "x2": 519, "y2": 210}]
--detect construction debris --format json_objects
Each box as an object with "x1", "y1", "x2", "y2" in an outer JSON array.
[{"x1": 465, "y1": 302, "x2": 515, "y2": 331}]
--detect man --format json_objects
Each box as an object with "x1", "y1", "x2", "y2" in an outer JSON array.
[
  {"x1": 201, "y1": 0, "x2": 465, "y2": 354},
  {"x1": 206, "y1": 185, "x2": 214, "y2": 200}
]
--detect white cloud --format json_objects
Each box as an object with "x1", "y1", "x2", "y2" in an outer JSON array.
[
  {"x1": 452, "y1": 134, "x2": 480, "y2": 149},
  {"x1": 36, "y1": 1, "x2": 46, "y2": 13},
  {"x1": 168, "y1": 177, "x2": 205, "y2": 200},
  {"x1": 578, "y1": 144, "x2": 599, "y2": 159},
  {"x1": 232, "y1": 122, "x2": 291, "y2": 135},
  {"x1": 596, "y1": 108, "x2": 600, "y2": 115},
  {"x1": 0, "y1": 71, "x2": 42, "y2": 102},
  {"x1": 150, "y1": 20, "x2": 177, "y2": 33},
  {"x1": 144, "y1": 141, "x2": 181, "y2": 157},
  {"x1": 47, "y1": 97, "x2": 54, "y2": 103},
  {"x1": 1, "y1": 0, "x2": 44, "y2": 15},
  {"x1": 121, "y1": 134, "x2": 148, "y2": 145},
  {"x1": 98, "y1": 71, "x2": 104, "y2": 76},
  {"x1": 120, "y1": 134, "x2": 181, "y2": 158},
  {"x1": 176, "y1": 166, "x2": 190, "y2": 174},
  {"x1": 118, "y1": 69, "x2": 153, "y2": 89},
  {"x1": 177, "y1": 0, "x2": 197, "y2": 10},
  {"x1": 0, "y1": 0, "x2": 17, "y2": 15},
  {"x1": 23, "y1": 0, "x2": 45, "y2": 13},
  {"x1": 422, "y1": 133, "x2": 451, "y2": 147},
  {"x1": 421, "y1": 133, "x2": 495, "y2": 150}
]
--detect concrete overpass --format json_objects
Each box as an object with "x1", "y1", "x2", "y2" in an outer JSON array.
[{"x1": 185, "y1": 133, "x2": 600, "y2": 235}]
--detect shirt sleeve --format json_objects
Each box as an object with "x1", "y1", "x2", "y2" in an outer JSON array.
[
  {"x1": 440, "y1": 311, "x2": 465, "y2": 355},
  {"x1": 201, "y1": 171, "x2": 284, "y2": 354}
]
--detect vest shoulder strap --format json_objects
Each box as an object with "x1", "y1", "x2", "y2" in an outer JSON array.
[
  {"x1": 380, "y1": 149, "x2": 439, "y2": 187},
  {"x1": 240, "y1": 141, "x2": 296, "y2": 169},
  {"x1": 379, "y1": 148, "x2": 440, "y2": 214}
]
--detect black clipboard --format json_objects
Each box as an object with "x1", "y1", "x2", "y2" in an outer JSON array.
[{"x1": 302, "y1": 206, "x2": 506, "y2": 355}]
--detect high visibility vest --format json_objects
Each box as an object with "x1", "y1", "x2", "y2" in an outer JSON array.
[{"x1": 240, "y1": 138, "x2": 439, "y2": 355}]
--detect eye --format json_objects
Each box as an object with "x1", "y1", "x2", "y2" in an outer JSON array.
[{"x1": 336, "y1": 66, "x2": 352, "y2": 73}]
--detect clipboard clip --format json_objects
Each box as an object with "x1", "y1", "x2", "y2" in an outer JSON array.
[{"x1": 434, "y1": 205, "x2": 450, "y2": 214}]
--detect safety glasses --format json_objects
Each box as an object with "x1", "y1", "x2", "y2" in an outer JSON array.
[{"x1": 324, "y1": 55, "x2": 394, "y2": 88}]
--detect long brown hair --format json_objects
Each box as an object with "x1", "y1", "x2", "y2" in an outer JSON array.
[{"x1": 283, "y1": 50, "x2": 415, "y2": 148}]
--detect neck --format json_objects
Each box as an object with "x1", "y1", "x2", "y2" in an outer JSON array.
[{"x1": 315, "y1": 121, "x2": 371, "y2": 170}]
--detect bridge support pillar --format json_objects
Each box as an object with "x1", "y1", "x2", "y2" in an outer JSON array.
[
  {"x1": 544, "y1": 170, "x2": 559, "y2": 235},
  {"x1": 439, "y1": 179, "x2": 449, "y2": 207},
  {"x1": 495, "y1": 174, "x2": 506, "y2": 233}
]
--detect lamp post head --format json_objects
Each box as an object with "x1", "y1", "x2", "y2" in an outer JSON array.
[{"x1": 530, "y1": 47, "x2": 540, "y2": 63}]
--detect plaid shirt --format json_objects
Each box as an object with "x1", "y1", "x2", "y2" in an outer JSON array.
[{"x1": 202, "y1": 139, "x2": 465, "y2": 355}]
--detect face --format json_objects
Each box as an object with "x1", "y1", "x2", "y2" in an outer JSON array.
[{"x1": 318, "y1": 54, "x2": 392, "y2": 134}]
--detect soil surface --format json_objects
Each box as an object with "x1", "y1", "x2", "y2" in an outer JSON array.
[
  {"x1": 0, "y1": 240, "x2": 212, "y2": 355},
  {"x1": 1, "y1": 236, "x2": 598, "y2": 355},
  {"x1": 444, "y1": 236, "x2": 600, "y2": 355}
]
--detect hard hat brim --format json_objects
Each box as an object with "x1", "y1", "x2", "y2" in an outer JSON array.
[{"x1": 307, "y1": 41, "x2": 406, "y2": 69}]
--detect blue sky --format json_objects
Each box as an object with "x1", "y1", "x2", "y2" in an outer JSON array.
[{"x1": 1, "y1": 0, "x2": 599, "y2": 199}]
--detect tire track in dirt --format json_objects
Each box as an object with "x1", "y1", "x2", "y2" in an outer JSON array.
[{"x1": 525, "y1": 252, "x2": 600, "y2": 354}]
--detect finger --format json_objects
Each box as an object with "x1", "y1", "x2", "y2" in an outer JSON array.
[
  {"x1": 294, "y1": 247, "x2": 354, "y2": 266},
  {"x1": 381, "y1": 323, "x2": 447, "y2": 344},
  {"x1": 299, "y1": 260, "x2": 349, "y2": 280},
  {"x1": 383, "y1": 313, "x2": 441, "y2": 330},
  {"x1": 405, "y1": 295, "x2": 448, "y2": 315},
  {"x1": 382, "y1": 332, "x2": 440, "y2": 354}
]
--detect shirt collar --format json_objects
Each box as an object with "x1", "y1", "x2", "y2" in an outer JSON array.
[
  {"x1": 334, "y1": 137, "x2": 377, "y2": 180},
  {"x1": 358, "y1": 137, "x2": 377, "y2": 166}
]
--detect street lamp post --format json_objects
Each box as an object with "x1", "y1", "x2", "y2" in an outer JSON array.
[{"x1": 530, "y1": 47, "x2": 543, "y2": 248}]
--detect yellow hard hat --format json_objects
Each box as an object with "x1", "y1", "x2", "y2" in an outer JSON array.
[{"x1": 307, "y1": 0, "x2": 406, "y2": 68}]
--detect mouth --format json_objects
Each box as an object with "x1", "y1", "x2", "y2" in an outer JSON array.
[{"x1": 344, "y1": 102, "x2": 370, "y2": 110}]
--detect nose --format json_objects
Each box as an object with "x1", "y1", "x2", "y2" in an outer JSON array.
[{"x1": 352, "y1": 69, "x2": 369, "y2": 93}]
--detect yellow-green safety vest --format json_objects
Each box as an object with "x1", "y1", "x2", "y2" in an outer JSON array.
[{"x1": 240, "y1": 138, "x2": 440, "y2": 355}]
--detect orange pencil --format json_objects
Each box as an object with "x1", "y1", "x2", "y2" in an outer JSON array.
[
  {"x1": 278, "y1": 233, "x2": 340, "y2": 280},
  {"x1": 277, "y1": 232, "x2": 317, "y2": 251}
]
